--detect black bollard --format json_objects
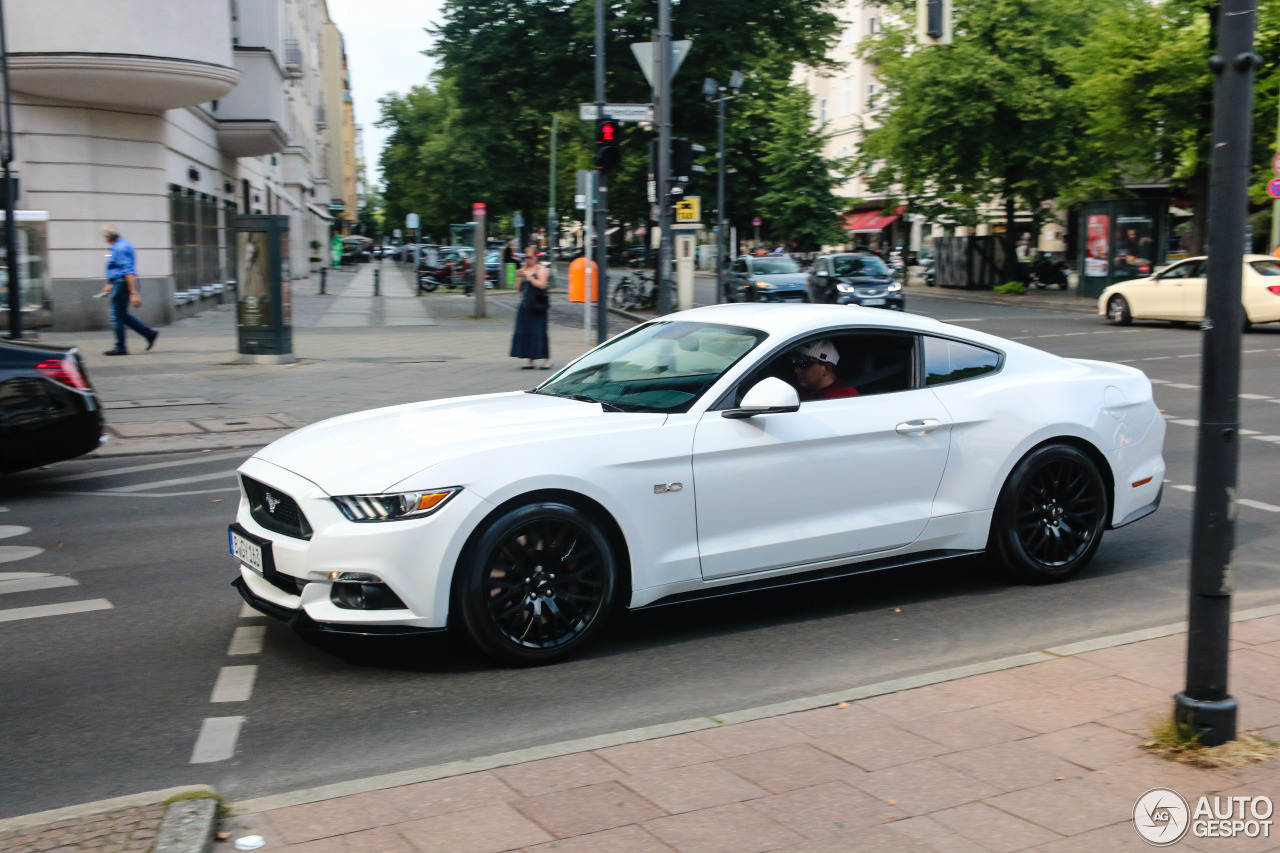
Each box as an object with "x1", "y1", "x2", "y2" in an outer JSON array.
[
  {"x1": 319, "y1": 266, "x2": 326, "y2": 295},
  {"x1": 373, "y1": 267, "x2": 380, "y2": 296}
]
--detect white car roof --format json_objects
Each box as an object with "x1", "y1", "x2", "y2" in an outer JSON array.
[{"x1": 671, "y1": 303, "x2": 953, "y2": 339}]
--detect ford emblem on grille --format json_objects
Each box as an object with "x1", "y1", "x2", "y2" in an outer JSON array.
[{"x1": 265, "y1": 492, "x2": 281, "y2": 514}]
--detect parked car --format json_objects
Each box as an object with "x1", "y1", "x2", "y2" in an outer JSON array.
[
  {"x1": 1, "y1": 339, "x2": 104, "y2": 473},
  {"x1": 611, "y1": 245, "x2": 650, "y2": 267},
  {"x1": 229, "y1": 304, "x2": 1165, "y2": 665},
  {"x1": 725, "y1": 255, "x2": 810, "y2": 302},
  {"x1": 1099, "y1": 255, "x2": 1280, "y2": 330},
  {"x1": 416, "y1": 246, "x2": 472, "y2": 292},
  {"x1": 808, "y1": 253, "x2": 904, "y2": 310}
]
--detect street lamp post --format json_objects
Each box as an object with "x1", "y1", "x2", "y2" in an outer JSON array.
[
  {"x1": 0, "y1": 0, "x2": 19, "y2": 341},
  {"x1": 703, "y1": 71, "x2": 743, "y2": 305}
]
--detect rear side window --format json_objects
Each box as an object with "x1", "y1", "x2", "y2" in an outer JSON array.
[
  {"x1": 924, "y1": 337, "x2": 1001, "y2": 386},
  {"x1": 1250, "y1": 260, "x2": 1280, "y2": 276}
]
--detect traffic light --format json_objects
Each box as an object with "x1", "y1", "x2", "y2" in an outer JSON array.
[
  {"x1": 671, "y1": 137, "x2": 693, "y2": 184},
  {"x1": 595, "y1": 118, "x2": 621, "y2": 173}
]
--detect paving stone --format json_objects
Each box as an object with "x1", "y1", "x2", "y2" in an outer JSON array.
[
  {"x1": 643, "y1": 802, "x2": 803, "y2": 853},
  {"x1": 619, "y1": 763, "x2": 769, "y2": 814},
  {"x1": 519, "y1": 824, "x2": 676, "y2": 852},
  {"x1": 797, "y1": 722, "x2": 949, "y2": 772},
  {"x1": 934, "y1": 739, "x2": 1090, "y2": 792},
  {"x1": 985, "y1": 692, "x2": 1111, "y2": 734},
  {"x1": 1025, "y1": 722, "x2": 1144, "y2": 771},
  {"x1": 267, "y1": 791, "x2": 409, "y2": 844},
  {"x1": 685, "y1": 719, "x2": 810, "y2": 760},
  {"x1": 749, "y1": 780, "x2": 898, "y2": 839},
  {"x1": 1045, "y1": 676, "x2": 1171, "y2": 715},
  {"x1": 890, "y1": 815, "x2": 989, "y2": 852},
  {"x1": 595, "y1": 734, "x2": 724, "y2": 775},
  {"x1": 928, "y1": 803, "x2": 1060, "y2": 852},
  {"x1": 849, "y1": 758, "x2": 998, "y2": 816},
  {"x1": 494, "y1": 752, "x2": 624, "y2": 798},
  {"x1": 349, "y1": 773, "x2": 520, "y2": 822},
  {"x1": 857, "y1": 684, "x2": 981, "y2": 722},
  {"x1": 897, "y1": 708, "x2": 1037, "y2": 751},
  {"x1": 714, "y1": 744, "x2": 860, "y2": 794},
  {"x1": 397, "y1": 803, "x2": 552, "y2": 853},
  {"x1": 511, "y1": 780, "x2": 664, "y2": 839}
]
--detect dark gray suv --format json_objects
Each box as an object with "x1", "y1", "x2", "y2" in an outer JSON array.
[{"x1": 807, "y1": 253, "x2": 905, "y2": 310}]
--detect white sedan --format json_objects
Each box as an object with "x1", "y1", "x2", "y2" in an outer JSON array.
[
  {"x1": 1098, "y1": 254, "x2": 1280, "y2": 329},
  {"x1": 229, "y1": 304, "x2": 1166, "y2": 664}
]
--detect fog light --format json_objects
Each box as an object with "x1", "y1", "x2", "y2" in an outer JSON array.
[
  {"x1": 330, "y1": 581, "x2": 408, "y2": 610},
  {"x1": 328, "y1": 571, "x2": 383, "y2": 583}
]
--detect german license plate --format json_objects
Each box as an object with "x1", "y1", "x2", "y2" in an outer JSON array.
[
  {"x1": 862, "y1": 298, "x2": 887, "y2": 306},
  {"x1": 230, "y1": 529, "x2": 264, "y2": 574}
]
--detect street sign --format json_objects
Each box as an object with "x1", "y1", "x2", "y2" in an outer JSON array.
[
  {"x1": 393, "y1": 229, "x2": 402, "y2": 239},
  {"x1": 1273, "y1": 152, "x2": 1280, "y2": 177},
  {"x1": 1268, "y1": 178, "x2": 1280, "y2": 199},
  {"x1": 752, "y1": 216, "x2": 762, "y2": 227},
  {"x1": 631, "y1": 41, "x2": 692, "y2": 89},
  {"x1": 579, "y1": 103, "x2": 653, "y2": 122},
  {"x1": 406, "y1": 213, "x2": 419, "y2": 229},
  {"x1": 675, "y1": 196, "x2": 701, "y2": 223},
  {"x1": 575, "y1": 170, "x2": 595, "y2": 211},
  {"x1": 512, "y1": 210, "x2": 524, "y2": 228}
]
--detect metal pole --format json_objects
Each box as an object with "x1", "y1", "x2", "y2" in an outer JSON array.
[
  {"x1": 593, "y1": 0, "x2": 609, "y2": 342},
  {"x1": 715, "y1": 91, "x2": 726, "y2": 304},
  {"x1": 0, "y1": 0, "x2": 19, "y2": 341},
  {"x1": 655, "y1": 0, "x2": 673, "y2": 315},
  {"x1": 549, "y1": 113, "x2": 558, "y2": 260},
  {"x1": 1270, "y1": 85, "x2": 1279, "y2": 253},
  {"x1": 1175, "y1": 0, "x2": 1257, "y2": 747},
  {"x1": 473, "y1": 205, "x2": 486, "y2": 317}
]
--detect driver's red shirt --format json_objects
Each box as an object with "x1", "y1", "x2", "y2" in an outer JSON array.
[{"x1": 801, "y1": 382, "x2": 859, "y2": 401}]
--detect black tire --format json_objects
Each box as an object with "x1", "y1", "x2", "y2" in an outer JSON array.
[
  {"x1": 610, "y1": 281, "x2": 630, "y2": 309},
  {"x1": 988, "y1": 444, "x2": 1108, "y2": 585},
  {"x1": 418, "y1": 276, "x2": 439, "y2": 294},
  {"x1": 455, "y1": 502, "x2": 617, "y2": 665},
  {"x1": 1107, "y1": 295, "x2": 1132, "y2": 326}
]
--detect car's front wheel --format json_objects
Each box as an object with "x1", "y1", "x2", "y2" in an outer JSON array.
[
  {"x1": 988, "y1": 444, "x2": 1107, "y2": 584},
  {"x1": 455, "y1": 502, "x2": 617, "y2": 665},
  {"x1": 1107, "y1": 295, "x2": 1132, "y2": 326}
]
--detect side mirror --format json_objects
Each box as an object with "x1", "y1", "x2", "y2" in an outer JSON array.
[{"x1": 723, "y1": 377, "x2": 801, "y2": 419}]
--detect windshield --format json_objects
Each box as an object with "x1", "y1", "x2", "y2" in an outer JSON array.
[
  {"x1": 1250, "y1": 260, "x2": 1280, "y2": 276},
  {"x1": 832, "y1": 256, "x2": 889, "y2": 277},
  {"x1": 751, "y1": 257, "x2": 801, "y2": 275},
  {"x1": 535, "y1": 321, "x2": 767, "y2": 413}
]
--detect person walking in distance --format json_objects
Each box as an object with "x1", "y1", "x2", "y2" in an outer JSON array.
[
  {"x1": 509, "y1": 246, "x2": 551, "y2": 370},
  {"x1": 98, "y1": 224, "x2": 157, "y2": 355}
]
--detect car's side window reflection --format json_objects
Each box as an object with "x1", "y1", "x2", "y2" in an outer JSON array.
[{"x1": 924, "y1": 337, "x2": 1001, "y2": 386}]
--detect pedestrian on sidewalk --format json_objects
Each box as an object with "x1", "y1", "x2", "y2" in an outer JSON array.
[
  {"x1": 98, "y1": 224, "x2": 157, "y2": 356},
  {"x1": 510, "y1": 246, "x2": 551, "y2": 370}
]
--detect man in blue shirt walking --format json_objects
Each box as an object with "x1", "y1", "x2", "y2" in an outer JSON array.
[{"x1": 98, "y1": 224, "x2": 157, "y2": 355}]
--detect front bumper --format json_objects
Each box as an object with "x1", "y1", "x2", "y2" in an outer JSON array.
[
  {"x1": 835, "y1": 293, "x2": 905, "y2": 310},
  {"x1": 232, "y1": 576, "x2": 445, "y2": 636}
]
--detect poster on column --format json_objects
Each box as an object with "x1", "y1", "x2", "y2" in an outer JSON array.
[
  {"x1": 237, "y1": 231, "x2": 271, "y2": 327},
  {"x1": 1084, "y1": 214, "x2": 1110, "y2": 277}
]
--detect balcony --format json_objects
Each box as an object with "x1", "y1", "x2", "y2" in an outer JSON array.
[
  {"x1": 6, "y1": 0, "x2": 238, "y2": 111},
  {"x1": 283, "y1": 39, "x2": 303, "y2": 79},
  {"x1": 214, "y1": 48, "x2": 288, "y2": 158}
]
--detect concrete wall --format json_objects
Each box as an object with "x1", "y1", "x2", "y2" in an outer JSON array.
[{"x1": 8, "y1": 0, "x2": 233, "y2": 67}]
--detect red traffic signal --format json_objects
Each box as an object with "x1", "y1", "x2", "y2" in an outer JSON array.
[{"x1": 595, "y1": 119, "x2": 621, "y2": 173}]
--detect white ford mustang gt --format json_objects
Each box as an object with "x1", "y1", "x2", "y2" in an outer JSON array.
[{"x1": 229, "y1": 304, "x2": 1166, "y2": 664}]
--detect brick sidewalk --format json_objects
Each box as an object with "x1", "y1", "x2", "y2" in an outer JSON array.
[
  {"x1": 0, "y1": 804, "x2": 165, "y2": 853},
  {"x1": 220, "y1": 616, "x2": 1280, "y2": 853}
]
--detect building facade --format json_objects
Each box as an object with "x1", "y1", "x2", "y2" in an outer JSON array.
[{"x1": 6, "y1": 0, "x2": 357, "y2": 331}]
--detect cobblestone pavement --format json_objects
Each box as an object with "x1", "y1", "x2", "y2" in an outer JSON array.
[{"x1": 0, "y1": 805, "x2": 165, "y2": 853}]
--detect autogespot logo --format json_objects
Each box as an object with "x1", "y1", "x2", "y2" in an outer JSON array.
[{"x1": 1134, "y1": 788, "x2": 1190, "y2": 846}]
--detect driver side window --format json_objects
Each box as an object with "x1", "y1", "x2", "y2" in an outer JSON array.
[
  {"x1": 732, "y1": 259, "x2": 747, "y2": 275},
  {"x1": 729, "y1": 331, "x2": 918, "y2": 406}
]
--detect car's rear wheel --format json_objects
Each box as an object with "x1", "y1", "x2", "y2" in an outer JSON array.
[
  {"x1": 1107, "y1": 295, "x2": 1132, "y2": 326},
  {"x1": 988, "y1": 444, "x2": 1107, "y2": 584},
  {"x1": 456, "y1": 502, "x2": 617, "y2": 665}
]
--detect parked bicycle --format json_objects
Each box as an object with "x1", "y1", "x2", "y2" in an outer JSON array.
[{"x1": 610, "y1": 266, "x2": 657, "y2": 311}]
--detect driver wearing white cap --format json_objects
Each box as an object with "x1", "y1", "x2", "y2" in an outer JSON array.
[{"x1": 790, "y1": 339, "x2": 859, "y2": 401}]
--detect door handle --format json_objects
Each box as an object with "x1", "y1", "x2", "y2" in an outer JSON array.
[{"x1": 896, "y1": 418, "x2": 942, "y2": 435}]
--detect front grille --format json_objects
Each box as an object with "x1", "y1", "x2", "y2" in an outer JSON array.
[
  {"x1": 242, "y1": 475, "x2": 313, "y2": 540},
  {"x1": 855, "y1": 286, "x2": 888, "y2": 297}
]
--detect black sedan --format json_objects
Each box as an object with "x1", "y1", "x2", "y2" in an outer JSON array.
[
  {"x1": 1, "y1": 339, "x2": 104, "y2": 473},
  {"x1": 807, "y1": 253, "x2": 905, "y2": 310},
  {"x1": 726, "y1": 255, "x2": 810, "y2": 302}
]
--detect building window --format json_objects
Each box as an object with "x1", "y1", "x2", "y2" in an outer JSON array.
[
  {"x1": 842, "y1": 75, "x2": 854, "y2": 116},
  {"x1": 868, "y1": 16, "x2": 881, "y2": 34},
  {"x1": 865, "y1": 83, "x2": 881, "y2": 112},
  {"x1": 818, "y1": 98, "x2": 827, "y2": 125},
  {"x1": 169, "y1": 186, "x2": 227, "y2": 295}
]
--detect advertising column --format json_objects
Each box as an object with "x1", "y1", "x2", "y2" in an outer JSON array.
[{"x1": 233, "y1": 215, "x2": 295, "y2": 364}]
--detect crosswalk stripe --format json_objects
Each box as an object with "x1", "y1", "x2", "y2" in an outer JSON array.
[
  {"x1": 0, "y1": 599, "x2": 113, "y2": 623},
  {"x1": 190, "y1": 716, "x2": 244, "y2": 763},
  {"x1": 0, "y1": 576, "x2": 78, "y2": 595}
]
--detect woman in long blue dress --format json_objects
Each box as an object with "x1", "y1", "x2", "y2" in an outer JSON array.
[{"x1": 510, "y1": 247, "x2": 552, "y2": 369}]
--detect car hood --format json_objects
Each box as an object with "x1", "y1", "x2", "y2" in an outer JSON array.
[
  {"x1": 251, "y1": 391, "x2": 655, "y2": 496},
  {"x1": 754, "y1": 273, "x2": 808, "y2": 288},
  {"x1": 836, "y1": 275, "x2": 894, "y2": 286}
]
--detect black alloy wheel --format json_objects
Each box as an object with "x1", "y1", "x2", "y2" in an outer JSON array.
[
  {"x1": 989, "y1": 444, "x2": 1107, "y2": 584},
  {"x1": 1107, "y1": 295, "x2": 1132, "y2": 325},
  {"x1": 456, "y1": 502, "x2": 617, "y2": 665}
]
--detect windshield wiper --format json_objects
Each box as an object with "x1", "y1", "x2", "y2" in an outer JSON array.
[{"x1": 547, "y1": 392, "x2": 627, "y2": 412}]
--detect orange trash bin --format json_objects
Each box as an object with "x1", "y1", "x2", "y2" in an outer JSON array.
[{"x1": 568, "y1": 257, "x2": 600, "y2": 303}]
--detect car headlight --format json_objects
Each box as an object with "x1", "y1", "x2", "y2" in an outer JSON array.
[
  {"x1": 332, "y1": 487, "x2": 461, "y2": 522},
  {"x1": 888, "y1": 281, "x2": 902, "y2": 292},
  {"x1": 755, "y1": 281, "x2": 775, "y2": 290},
  {"x1": 836, "y1": 283, "x2": 857, "y2": 293}
]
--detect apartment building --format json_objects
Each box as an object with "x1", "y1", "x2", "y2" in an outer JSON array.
[{"x1": 6, "y1": 0, "x2": 357, "y2": 331}]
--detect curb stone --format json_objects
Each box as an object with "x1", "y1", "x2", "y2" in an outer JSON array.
[
  {"x1": 0, "y1": 786, "x2": 213, "y2": 834},
  {"x1": 154, "y1": 798, "x2": 217, "y2": 853}
]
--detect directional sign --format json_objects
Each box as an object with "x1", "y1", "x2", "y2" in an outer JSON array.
[
  {"x1": 675, "y1": 196, "x2": 701, "y2": 223},
  {"x1": 631, "y1": 41, "x2": 692, "y2": 89},
  {"x1": 1268, "y1": 178, "x2": 1280, "y2": 199},
  {"x1": 406, "y1": 212, "x2": 419, "y2": 229},
  {"x1": 579, "y1": 103, "x2": 653, "y2": 122}
]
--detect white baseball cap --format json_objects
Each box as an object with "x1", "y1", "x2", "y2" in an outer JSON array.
[{"x1": 796, "y1": 339, "x2": 839, "y2": 366}]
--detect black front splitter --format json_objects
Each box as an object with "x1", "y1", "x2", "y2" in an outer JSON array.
[{"x1": 231, "y1": 577, "x2": 447, "y2": 637}]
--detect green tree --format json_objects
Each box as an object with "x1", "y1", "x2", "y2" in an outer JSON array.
[
  {"x1": 858, "y1": 0, "x2": 1109, "y2": 279},
  {"x1": 755, "y1": 85, "x2": 849, "y2": 248}
]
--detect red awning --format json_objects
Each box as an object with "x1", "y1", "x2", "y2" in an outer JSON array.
[{"x1": 843, "y1": 209, "x2": 901, "y2": 233}]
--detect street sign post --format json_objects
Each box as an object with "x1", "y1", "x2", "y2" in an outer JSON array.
[
  {"x1": 579, "y1": 103, "x2": 653, "y2": 122},
  {"x1": 1268, "y1": 178, "x2": 1280, "y2": 199}
]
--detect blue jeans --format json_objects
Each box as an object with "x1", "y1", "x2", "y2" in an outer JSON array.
[{"x1": 109, "y1": 277, "x2": 154, "y2": 351}]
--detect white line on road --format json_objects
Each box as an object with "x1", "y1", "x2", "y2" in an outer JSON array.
[
  {"x1": 1166, "y1": 383, "x2": 1198, "y2": 389},
  {"x1": 0, "y1": 526, "x2": 32, "y2": 540},
  {"x1": 210, "y1": 665, "x2": 257, "y2": 702},
  {"x1": 0, "y1": 599, "x2": 113, "y2": 623},
  {"x1": 0, "y1": 546, "x2": 45, "y2": 564},
  {"x1": 1144, "y1": 356, "x2": 1172, "y2": 361},
  {"x1": 1148, "y1": 378, "x2": 1169, "y2": 384},
  {"x1": 227, "y1": 626, "x2": 266, "y2": 656},
  {"x1": 1177, "y1": 354, "x2": 1198, "y2": 358},
  {"x1": 106, "y1": 471, "x2": 238, "y2": 493},
  {"x1": 1171, "y1": 419, "x2": 1199, "y2": 427},
  {"x1": 1238, "y1": 498, "x2": 1280, "y2": 513},
  {"x1": 1173, "y1": 484, "x2": 1196, "y2": 492},
  {"x1": 239, "y1": 603, "x2": 262, "y2": 619},
  {"x1": 1240, "y1": 393, "x2": 1272, "y2": 400},
  {"x1": 40, "y1": 450, "x2": 253, "y2": 484},
  {"x1": 0, "y1": 575, "x2": 78, "y2": 595},
  {"x1": 190, "y1": 716, "x2": 245, "y2": 763}
]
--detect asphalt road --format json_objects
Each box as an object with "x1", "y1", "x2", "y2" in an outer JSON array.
[{"x1": 3, "y1": 295, "x2": 1279, "y2": 818}]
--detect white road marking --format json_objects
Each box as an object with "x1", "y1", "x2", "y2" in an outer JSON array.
[
  {"x1": 1144, "y1": 356, "x2": 1172, "y2": 361},
  {"x1": 1238, "y1": 499, "x2": 1280, "y2": 513},
  {"x1": 1177, "y1": 354, "x2": 1199, "y2": 358},
  {"x1": 1038, "y1": 334, "x2": 1062, "y2": 338},
  {"x1": 1172, "y1": 419, "x2": 1200, "y2": 427},
  {"x1": 106, "y1": 471, "x2": 237, "y2": 493},
  {"x1": 0, "y1": 576, "x2": 78, "y2": 595},
  {"x1": 38, "y1": 450, "x2": 251, "y2": 484},
  {"x1": 227, "y1": 626, "x2": 266, "y2": 656},
  {"x1": 1240, "y1": 393, "x2": 1272, "y2": 400},
  {"x1": 1173, "y1": 484, "x2": 1197, "y2": 492},
  {"x1": 190, "y1": 717, "x2": 244, "y2": 763},
  {"x1": 1166, "y1": 383, "x2": 1198, "y2": 389},
  {"x1": 1148, "y1": 378, "x2": 1170, "y2": 384},
  {"x1": 943, "y1": 318, "x2": 986, "y2": 322},
  {"x1": 0, "y1": 526, "x2": 31, "y2": 540},
  {"x1": 1253, "y1": 435, "x2": 1280, "y2": 443},
  {"x1": 0, "y1": 599, "x2": 113, "y2": 623},
  {"x1": 1238, "y1": 429, "x2": 1261, "y2": 435},
  {"x1": 1243, "y1": 349, "x2": 1266, "y2": 353},
  {"x1": 1062, "y1": 332, "x2": 1090, "y2": 336},
  {"x1": 51, "y1": 487, "x2": 241, "y2": 499},
  {"x1": 0, "y1": 546, "x2": 45, "y2": 564},
  {"x1": 239, "y1": 603, "x2": 262, "y2": 619},
  {"x1": 210, "y1": 665, "x2": 257, "y2": 702}
]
